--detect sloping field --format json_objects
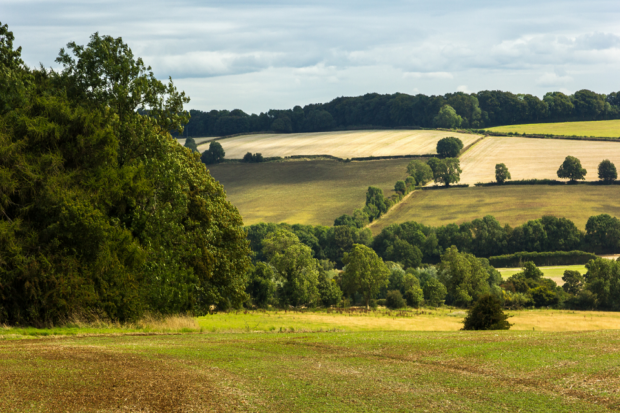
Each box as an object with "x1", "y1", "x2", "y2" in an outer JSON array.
[
  {"x1": 3, "y1": 329, "x2": 620, "y2": 412},
  {"x1": 209, "y1": 159, "x2": 410, "y2": 226},
  {"x1": 199, "y1": 130, "x2": 481, "y2": 159},
  {"x1": 459, "y1": 136, "x2": 620, "y2": 184},
  {"x1": 369, "y1": 185, "x2": 620, "y2": 234},
  {"x1": 488, "y1": 119, "x2": 620, "y2": 138}
]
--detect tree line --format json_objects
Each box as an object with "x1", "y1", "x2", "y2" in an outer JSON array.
[{"x1": 179, "y1": 89, "x2": 620, "y2": 137}]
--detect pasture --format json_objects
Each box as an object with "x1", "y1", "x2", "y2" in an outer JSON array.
[
  {"x1": 199, "y1": 129, "x2": 481, "y2": 159},
  {"x1": 3, "y1": 312, "x2": 620, "y2": 412},
  {"x1": 488, "y1": 119, "x2": 620, "y2": 138},
  {"x1": 498, "y1": 265, "x2": 587, "y2": 286},
  {"x1": 458, "y1": 136, "x2": 620, "y2": 184},
  {"x1": 209, "y1": 159, "x2": 410, "y2": 226},
  {"x1": 368, "y1": 185, "x2": 620, "y2": 234}
]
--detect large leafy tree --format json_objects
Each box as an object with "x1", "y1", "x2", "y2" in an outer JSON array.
[
  {"x1": 495, "y1": 163, "x2": 511, "y2": 184},
  {"x1": 341, "y1": 244, "x2": 389, "y2": 309},
  {"x1": 598, "y1": 159, "x2": 617, "y2": 183},
  {"x1": 433, "y1": 105, "x2": 462, "y2": 128},
  {"x1": 428, "y1": 158, "x2": 462, "y2": 186},
  {"x1": 436, "y1": 137, "x2": 463, "y2": 158},
  {"x1": 438, "y1": 246, "x2": 490, "y2": 307},
  {"x1": 557, "y1": 156, "x2": 587, "y2": 182}
]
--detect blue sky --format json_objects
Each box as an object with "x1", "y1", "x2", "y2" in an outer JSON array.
[{"x1": 3, "y1": 0, "x2": 620, "y2": 113}]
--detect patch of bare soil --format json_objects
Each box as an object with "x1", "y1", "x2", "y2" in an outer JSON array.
[{"x1": 0, "y1": 342, "x2": 246, "y2": 413}]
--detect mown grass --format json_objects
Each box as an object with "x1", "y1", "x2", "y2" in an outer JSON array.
[
  {"x1": 369, "y1": 185, "x2": 620, "y2": 234},
  {"x1": 209, "y1": 158, "x2": 411, "y2": 226},
  {"x1": 2, "y1": 328, "x2": 620, "y2": 411},
  {"x1": 487, "y1": 119, "x2": 620, "y2": 138}
]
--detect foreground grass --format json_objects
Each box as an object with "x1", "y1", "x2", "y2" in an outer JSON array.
[
  {"x1": 209, "y1": 158, "x2": 411, "y2": 226},
  {"x1": 2, "y1": 328, "x2": 620, "y2": 412},
  {"x1": 369, "y1": 185, "x2": 620, "y2": 234},
  {"x1": 487, "y1": 119, "x2": 620, "y2": 138}
]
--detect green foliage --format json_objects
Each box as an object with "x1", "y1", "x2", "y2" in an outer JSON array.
[
  {"x1": 422, "y1": 278, "x2": 447, "y2": 306},
  {"x1": 585, "y1": 214, "x2": 620, "y2": 253},
  {"x1": 201, "y1": 141, "x2": 225, "y2": 165},
  {"x1": 428, "y1": 158, "x2": 461, "y2": 186},
  {"x1": 489, "y1": 250, "x2": 595, "y2": 268},
  {"x1": 462, "y1": 294, "x2": 511, "y2": 330},
  {"x1": 246, "y1": 263, "x2": 277, "y2": 308},
  {"x1": 385, "y1": 290, "x2": 406, "y2": 309},
  {"x1": 365, "y1": 186, "x2": 387, "y2": 220},
  {"x1": 433, "y1": 105, "x2": 462, "y2": 128},
  {"x1": 583, "y1": 258, "x2": 620, "y2": 310},
  {"x1": 598, "y1": 159, "x2": 617, "y2": 182},
  {"x1": 557, "y1": 156, "x2": 587, "y2": 181},
  {"x1": 318, "y1": 266, "x2": 343, "y2": 306},
  {"x1": 438, "y1": 246, "x2": 490, "y2": 307},
  {"x1": 495, "y1": 163, "x2": 511, "y2": 183},
  {"x1": 406, "y1": 160, "x2": 433, "y2": 186},
  {"x1": 271, "y1": 116, "x2": 292, "y2": 133},
  {"x1": 341, "y1": 244, "x2": 390, "y2": 309},
  {"x1": 242, "y1": 152, "x2": 264, "y2": 163},
  {"x1": 404, "y1": 287, "x2": 424, "y2": 308},
  {"x1": 436, "y1": 137, "x2": 464, "y2": 158},
  {"x1": 562, "y1": 270, "x2": 584, "y2": 295},
  {"x1": 394, "y1": 180, "x2": 406, "y2": 194},
  {"x1": 184, "y1": 136, "x2": 199, "y2": 153}
]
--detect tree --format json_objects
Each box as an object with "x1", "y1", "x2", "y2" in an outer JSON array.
[
  {"x1": 365, "y1": 186, "x2": 387, "y2": 219},
  {"x1": 184, "y1": 136, "x2": 198, "y2": 153},
  {"x1": 201, "y1": 141, "x2": 225, "y2": 165},
  {"x1": 385, "y1": 290, "x2": 406, "y2": 309},
  {"x1": 423, "y1": 278, "x2": 447, "y2": 307},
  {"x1": 404, "y1": 286, "x2": 424, "y2": 308},
  {"x1": 598, "y1": 160, "x2": 617, "y2": 183},
  {"x1": 394, "y1": 180, "x2": 406, "y2": 194},
  {"x1": 557, "y1": 156, "x2": 586, "y2": 182},
  {"x1": 318, "y1": 267, "x2": 343, "y2": 306},
  {"x1": 585, "y1": 214, "x2": 620, "y2": 253},
  {"x1": 341, "y1": 244, "x2": 390, "y2": 309},
  {"x1": 436, "y1": 137, "x2": 464, "y2": 158},
  {"x1": 271, "y1": 116, "x2": 292, "y2": 133},
  {"x1": 462, "y1": 295, "x2": 511, "y2": 330},
  {"x1": 432, "y1": 158, "x2": 462, "y2": 186},
  {"x1": 495, "y1": 163, "x2": 511, "y2": 184},
  {"x1": 562, "y1": 270, "x2": 584, "y2": 295},
  {"x1": 246, "y1": 263, "x2": 277, "y2": 308},
  {"x1": 439, "y1": 246, "x2": 490, "y2": 307},
  {"x1": 407, "y1": 160, "x2": 434, "y2": 186},
  {"x1": 243, "y1": 152, "x2": 253, "y2": 162},
  {"x1": 433, "y1": 105, "x2": 462, "y2": 128}
]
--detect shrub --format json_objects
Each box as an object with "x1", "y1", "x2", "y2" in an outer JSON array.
[
  {"x1": 404, "y1": 287, "x2": 424, "y2": 308},
  {"x1": 385, "y1": 290, "x2": 406, "y2": 309},
  {"x1": 489, "y1": 251, "x2": 596, "y2": 268},
  {"x1": 462, "y1": 295, "x2": 512, "y2": 330},
  {"x1": 376, "y1": 299, "x2": 387, "y2": 307},
  {"x1": 394, "y1": 180, "x2": 406, "y2": 194}
]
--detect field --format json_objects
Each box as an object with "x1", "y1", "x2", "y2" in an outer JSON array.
[
  {"x1": 458, "y1": 136, "x2": 620, "y2": 184},
  {"x1": 199, "y1": 130, "x2": 481, "y2": 159},
  {"x1": 3, "y1": 311, "x2": 620, "y2": 412},
  {"x1": 369, "y1": 185, "x2": 620, "y2": 234},
  {"x1": 487, "y1": 119, "x2": 620, "y2": 138},
  {"x1": 498, "y1": 265, "x2": 587, "y2": 286},
  {"x1": 209, "y1": 159, "x2": 410, "y2": 226}
]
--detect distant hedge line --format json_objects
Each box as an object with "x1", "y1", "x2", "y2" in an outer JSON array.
[
  {"x1": 474, "y1": 179, "x2": 620, "y2": 187},
  {"x1": 489, "y1": 251, "x2": 598, "y2": 268}
]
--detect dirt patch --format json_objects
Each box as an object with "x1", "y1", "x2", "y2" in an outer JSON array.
[{"x1": 0, "y1": 342, "x2": 244, "y2": 413}]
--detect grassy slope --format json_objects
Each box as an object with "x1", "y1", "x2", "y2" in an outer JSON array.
[
  {"x1": 369, "y1": 185, "x2": 620, "y2": 234},
  {"x1": 209, "y1": 159, "x2": 411, "y2": 226},
  {"x1": 458, "y1": 136, "x2": 620, "y2": 184},
  {"x1": 487, "y1": 119, "x2": 620, "y2": 138},
  {"x1": 200, "y1": 129, "x2": 481, "y2": 159},
  {"x1": 2, "y1": 327, "x2": 620, "y2": 412}
]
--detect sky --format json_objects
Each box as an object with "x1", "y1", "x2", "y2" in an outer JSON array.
[{"x1": 3, "y1": 0, "x2": 620, "y2": 113}]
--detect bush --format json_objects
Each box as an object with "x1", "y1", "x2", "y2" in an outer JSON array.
[
  {"x1": 385, "y1": 290, "x2": 406, "y2": 309},
  {"x1": 462, "y1": 295, "x2": 512, "y2": 330},
  {"x1": 489, "y1": 251, "x2": 596, "y2": 268},
  {"x1": 404, "y1": 287, "x2": 424, "y2": 308},
  {"x1": 376, "y1": 299, "x2": 387, "y2": 307}
]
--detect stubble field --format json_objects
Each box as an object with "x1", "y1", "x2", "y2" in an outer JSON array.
[
  {"x1": 487, "y1": 119, "x2": 620, "y2": 138},
  {"x1": 200, "y1": 129, "x2": 481, "y2": 159},
  {"x1": 458, "y1": 137, "x2": 620, "y2": 184},
  {"x1": 209, "y1": 159, "x2": 410, "y2": 226}
]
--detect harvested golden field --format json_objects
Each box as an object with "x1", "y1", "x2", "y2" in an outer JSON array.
[
  {"x1": 209, "y1": 159, "x2": 410, "y2": 226},
  {"x1": 369, "y1": 185, "x2": 620, "y2": 234},
  {"x1": 199, "y1": 129, "x2": 481, "y2": 159},
  {"x1": 488, "y1": 119, "x2": 620, "y2": 138},
  {"x1": 459, "y1": 136, "x2": 620, "y2": 184}
]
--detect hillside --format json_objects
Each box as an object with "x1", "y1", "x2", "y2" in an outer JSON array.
[
  {"x1": 487, "y1": 119, "x2": 620, "y2": 138},
  {"x1": 199, "y1": 130, "x2": 481, "y2": 159}
]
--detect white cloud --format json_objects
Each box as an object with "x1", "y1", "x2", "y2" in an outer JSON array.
[
  {"x1": 403, "y1": 72, "x2": 453, "y2": 79},
  {"x1": 456, "y1": 85, "x2": 471, "y2": 93},
  {"x1": 535, "y1": 72, "x2": 574, "y2": 87}
]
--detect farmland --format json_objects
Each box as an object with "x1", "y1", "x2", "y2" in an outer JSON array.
[
  {"x1": 199, "y1": 129, "x2": 481, "y2": 159},
  {"x1": 498, "y1": 264, "x2": 587, "y2": 286},
  {"x1": 369, "y1": 185, "x2": 620, "y2": 234},
  {"x1": 3, "y1": 319, "x2": 620, "y2": 412},
  {"x1": 209, "y1": 159, "x2": 410, "y2": 226},
  {"x1": 458, "y1": 136, "x2": 620, "y2": 184},
  {"x1": 487, "y1": 119, "x2": 620, "y2": 138}
]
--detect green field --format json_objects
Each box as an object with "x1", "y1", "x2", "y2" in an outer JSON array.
[
  {"x1": 3, "y1": 317, "x2": 620, "y2": 412},
  {"x1": 487, "y1": 119, "x2": 620, "y2": 138},
  {"x1": 209, "y1": 159, "x2": 411, "y2": 226},
  {"x1": 498, "y1": 265, "x2": 587, "y2": 286},
  {"x1": 369, "y1": 185, "x2": 620, "y2": 234}
]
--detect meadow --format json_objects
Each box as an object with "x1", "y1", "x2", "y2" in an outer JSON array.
[
  {"x1": 209, "y1": 159, "x2": 411, "y2": 226},
  {"x1": 3, "y1": 312, "x2": 620, "y2": 412},
  {"x1": 200, "y1": 129, "x2": 481, "y2": 159},
  {"x1": 368, "y1": 185, "x2": 620, "y2": 234},
  {"x1": 458, "y1": 136, "x2": 620, "y2": 184},
  {"x1": 487, "y1": 119, "x2": 620, "y2": 138},
  {"x1": 498, "y1": 264, "x2": 587, "y2": 286}
]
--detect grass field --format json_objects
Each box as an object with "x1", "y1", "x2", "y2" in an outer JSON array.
[
  {"x1": 209, "y1": 159, "x2": 411, "y2": 226},
  {"x1": 458, "y1": 136, "x2": 620, "y2": 184},
  {"x1": 487, "y1": 119, "x2": 620, "y2": 138},
  {"x1": 3, "y1": 312, "x2": 620, "y2": 412},
  {"x1": 199, "y1": 130, "x2": 481, "y2": 159},
  {"x1": 498, "y1": 265, "x2": 587, "y2": 286},
  {"x1": 368, "y1": 185, "x2": 620, "y2": 234}
]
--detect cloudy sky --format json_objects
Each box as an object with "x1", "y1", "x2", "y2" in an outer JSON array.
[{"x1": 4, "y1": 0, "x2": 620, "y2": 113}]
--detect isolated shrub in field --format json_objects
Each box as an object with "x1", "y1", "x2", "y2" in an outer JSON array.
[
  {"x1": 462, "y1": 295, "x2": 511, "y2": 331},
  {"x1": 385, "y1": 290, "x2": 406, "y2": 309},
  {"x1": 598, "y1": 159, "x2": 617, "y2": 183},
  {"x1": 433, "y1": 105, "x2": 462, "y2": 129},
  {"x1": 404, "y1": 287, "x2": 424, "y2": 308},
  {"x1": 436, "y1": 137, "x2": 464, "y2": 158},
  {"x1": 495, "y1": 163, "x2": 511, "y2": 183},
  {"x1": 407, "y1": 160, "x2": 433, "y2": 186},
  {"x1": 557, "y1": 156, "x2": 586, "y2": 182}
]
